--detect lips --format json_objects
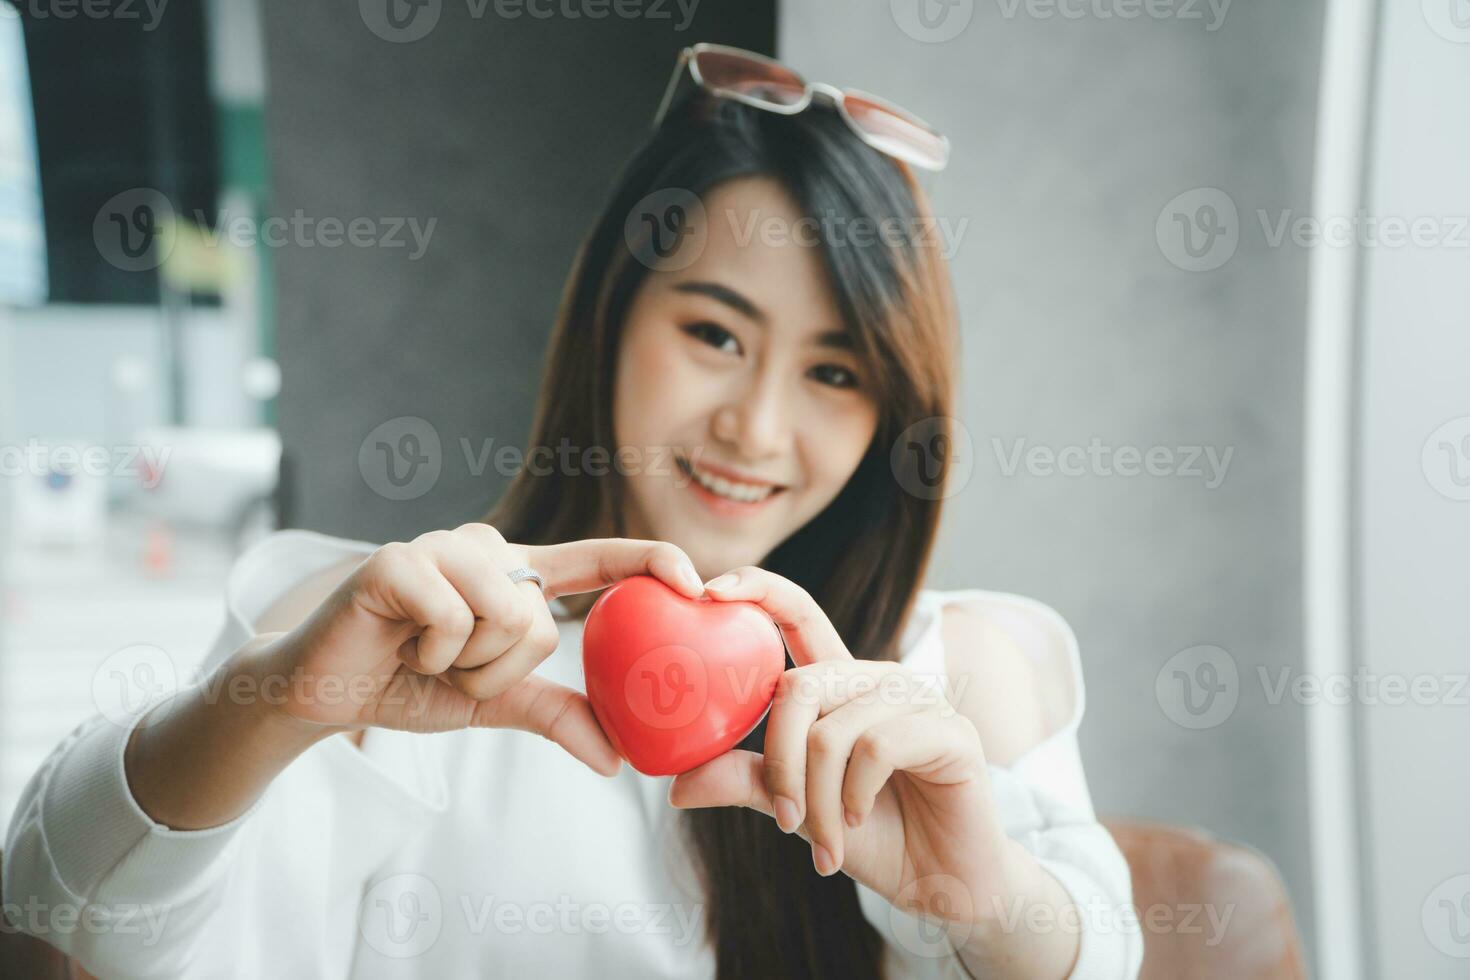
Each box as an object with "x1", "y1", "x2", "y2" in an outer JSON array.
[{"x1": 676, "y1": 455, "x2": 787, "y2": 505}]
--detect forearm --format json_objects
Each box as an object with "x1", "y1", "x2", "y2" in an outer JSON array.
[
  {"x1": 953, "y1": 839, "x2": 1081, "y2": 980},
  {"x1": 124, "y1": 632, "x2": 342, "y2": 830},
  {"x1": 3, "y1": 632, "x2": 348, "y2": 974}
]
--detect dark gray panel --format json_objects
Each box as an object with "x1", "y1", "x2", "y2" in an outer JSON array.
[
  {"x1": 781, "y1": 1, "x2": 1322, "y2": 967},
  {"x1": 262, "y1": 0, "x2": 774, "y2": 543}
]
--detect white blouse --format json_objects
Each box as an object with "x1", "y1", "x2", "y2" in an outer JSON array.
[{"x1": 3, "y1": 530, "x2": 1142, "y2": 979}]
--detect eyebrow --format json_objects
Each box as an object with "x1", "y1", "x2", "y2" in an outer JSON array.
[{"x1": 670, "y1": 280, "x2": 854, "y2": 350}]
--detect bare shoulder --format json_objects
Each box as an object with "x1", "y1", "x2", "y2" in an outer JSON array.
[
  {"x1": 939, "y1": 598, "x2": 1051, "y2": 767},
  {"x1": 253, "y1": 555, "x2": 365, "y2": 634}
]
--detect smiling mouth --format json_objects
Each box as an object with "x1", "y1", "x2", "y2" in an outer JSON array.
[{"x1": 676, "y1": 455, "x2": 787, "y2": 504}]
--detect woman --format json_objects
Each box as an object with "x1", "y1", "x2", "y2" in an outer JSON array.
[{"x1": 4, "y1": 45, "x2": 1141, "y2": 980}]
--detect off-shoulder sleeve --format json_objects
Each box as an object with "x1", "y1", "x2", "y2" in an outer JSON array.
[
  {"x1": 857, "y1": 589, "x2": 1143, "y2": 980},
  {"x1": 201, "y1": 528, "x2": 379, "y2": 673},
  {"x1": 0, "y1": 529, "x2": 437, "y2": 979}
]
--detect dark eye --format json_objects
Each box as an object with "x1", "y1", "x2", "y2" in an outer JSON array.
[
  {"x1": 809, "y1": 364, "x2": 860, "y2": 389},
  {"x1": 683, "y1": 321, "x2": 741, "y2": 355}
]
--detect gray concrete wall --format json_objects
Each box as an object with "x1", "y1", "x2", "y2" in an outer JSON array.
[
  {"x1": 261, "y1": 0, "x2": 774, "y2": 543},
  {"x1": 779, "y1": 1, "x2": 1323, "y2": 965}
]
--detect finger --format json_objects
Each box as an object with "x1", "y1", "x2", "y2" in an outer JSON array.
[
  {"x1": 420, "y1": 528, "x2": 535, "y2": 669},
  {"x1": 805, "y1": 697, "x2": 924, "y2": 874},
  {"x1": 761, "y1": 672, "x2": 821, "y2": 833},
  {"x1": 377, "y1": 551, "x2": 476, "y2": 675},
  {"x1": 701, "y1": 567, "x2": 852, "y2": 666},
  {"x1": 525, "y1": 537, "x2": 704, "y2": 599},
  {"x1": 842, "y1": 712, "x2": 978, "y2": 825},
  {"x1": 763, "y1": 661, "x2": 908, "y2": 832},
  {"x1": 446, "y1": 522, "x2": 560, "y2": 609},
  {"x1": 441, "y1": 604, "x2": 561, "y2": 701},
  {"x1": 452, "y1": 522, "x2": 549, "y2": 605},
  {"x1": 667, "y1": 749, "x2": 774, "y2": 818},
  {"x1": 472, "y1": 674, "x2": 622, "y2": 777}
]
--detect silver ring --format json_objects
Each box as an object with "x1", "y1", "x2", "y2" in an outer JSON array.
[{"x1": 506, "y1": 567, "x2": 545, "y2": 592}]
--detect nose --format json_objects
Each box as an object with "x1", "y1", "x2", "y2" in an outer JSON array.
[{"x1": 711, "y1": 369, "x2": 793, "y2": 462}]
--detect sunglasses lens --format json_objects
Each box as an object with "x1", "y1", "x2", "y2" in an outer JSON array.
[
  {"x1": 842, "y1": 93, "x2": 949, "y2": 171},
  {"x1": 693, "y1": 50, "x2": 807, "y2": 109}
]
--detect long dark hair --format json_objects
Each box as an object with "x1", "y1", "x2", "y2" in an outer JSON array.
[{"x1": 486, "y1": 90, "x2": 959, "y2": 979}]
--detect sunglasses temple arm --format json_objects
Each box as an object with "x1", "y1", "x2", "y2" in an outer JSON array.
[{"x1": 651, "y1": 48, "x2": 693, "y2": 129}]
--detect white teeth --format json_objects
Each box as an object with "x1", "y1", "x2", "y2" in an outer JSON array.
[{"x1": 686, "y1": 462, "x2": 776, "y2": 503}]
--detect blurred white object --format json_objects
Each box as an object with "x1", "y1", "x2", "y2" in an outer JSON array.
[
  {"x1": 130, "y1": 426, "x2": 280, "y2": 531},
  {"x1": 241, "y1": 356, "x2": 281, "y2": 401},
  {"x1": 110, "y1": 354, "x2": 152, "y2": 394},
  {"x1": 10, "y1": 439, "x2": 108, "y2": 548}
]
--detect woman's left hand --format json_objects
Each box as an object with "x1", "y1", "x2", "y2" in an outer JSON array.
[{"x1": 667, "y1": 565, "x2": 1018, "y2": 935}]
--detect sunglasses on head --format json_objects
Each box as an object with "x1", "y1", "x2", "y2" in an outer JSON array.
[{"x1": 653, "y1": 43, "x2": 951, "y2": 173}]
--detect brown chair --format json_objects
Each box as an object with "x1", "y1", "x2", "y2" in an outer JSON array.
[
  {"x1": 1103, "y1": 819, "x2": 1307, "y2": 980},
  {"x1": 0, "y1": 850, "x2": 98, "y2": 980}
]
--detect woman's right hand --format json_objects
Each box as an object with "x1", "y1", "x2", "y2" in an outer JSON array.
[{"x1": 248, "y1": 524, "x2": 705, "y2": 774}]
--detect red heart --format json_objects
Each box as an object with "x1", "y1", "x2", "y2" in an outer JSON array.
[{"x1": 582, "y1": 575, "x2": 786, "y2": 776}]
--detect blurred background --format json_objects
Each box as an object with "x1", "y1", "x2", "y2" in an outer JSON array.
[{"x1": 0, "y1": 1, "x2": 1465, "y2": 977}]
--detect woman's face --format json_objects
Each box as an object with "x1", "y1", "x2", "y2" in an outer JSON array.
[{"x1": 612, "y1": 176, "x2": 881, "y2": 580}]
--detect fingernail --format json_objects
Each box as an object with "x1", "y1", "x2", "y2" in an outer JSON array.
[
  {"x1": 679, "y1": 559, "x2": 703, "y2": 594},
  {"x1": 704, "y1": 573, "x2": 738, "y2": 592},
  {"x1": 774, "y1": 795, "x2": 800, "y2": 833},
  {"x1": 844, "y1": 809, "x2": 862, "y2": 829},
  {"x1": 812, "y1": 842, "x2": 836, "y2": 877}
]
